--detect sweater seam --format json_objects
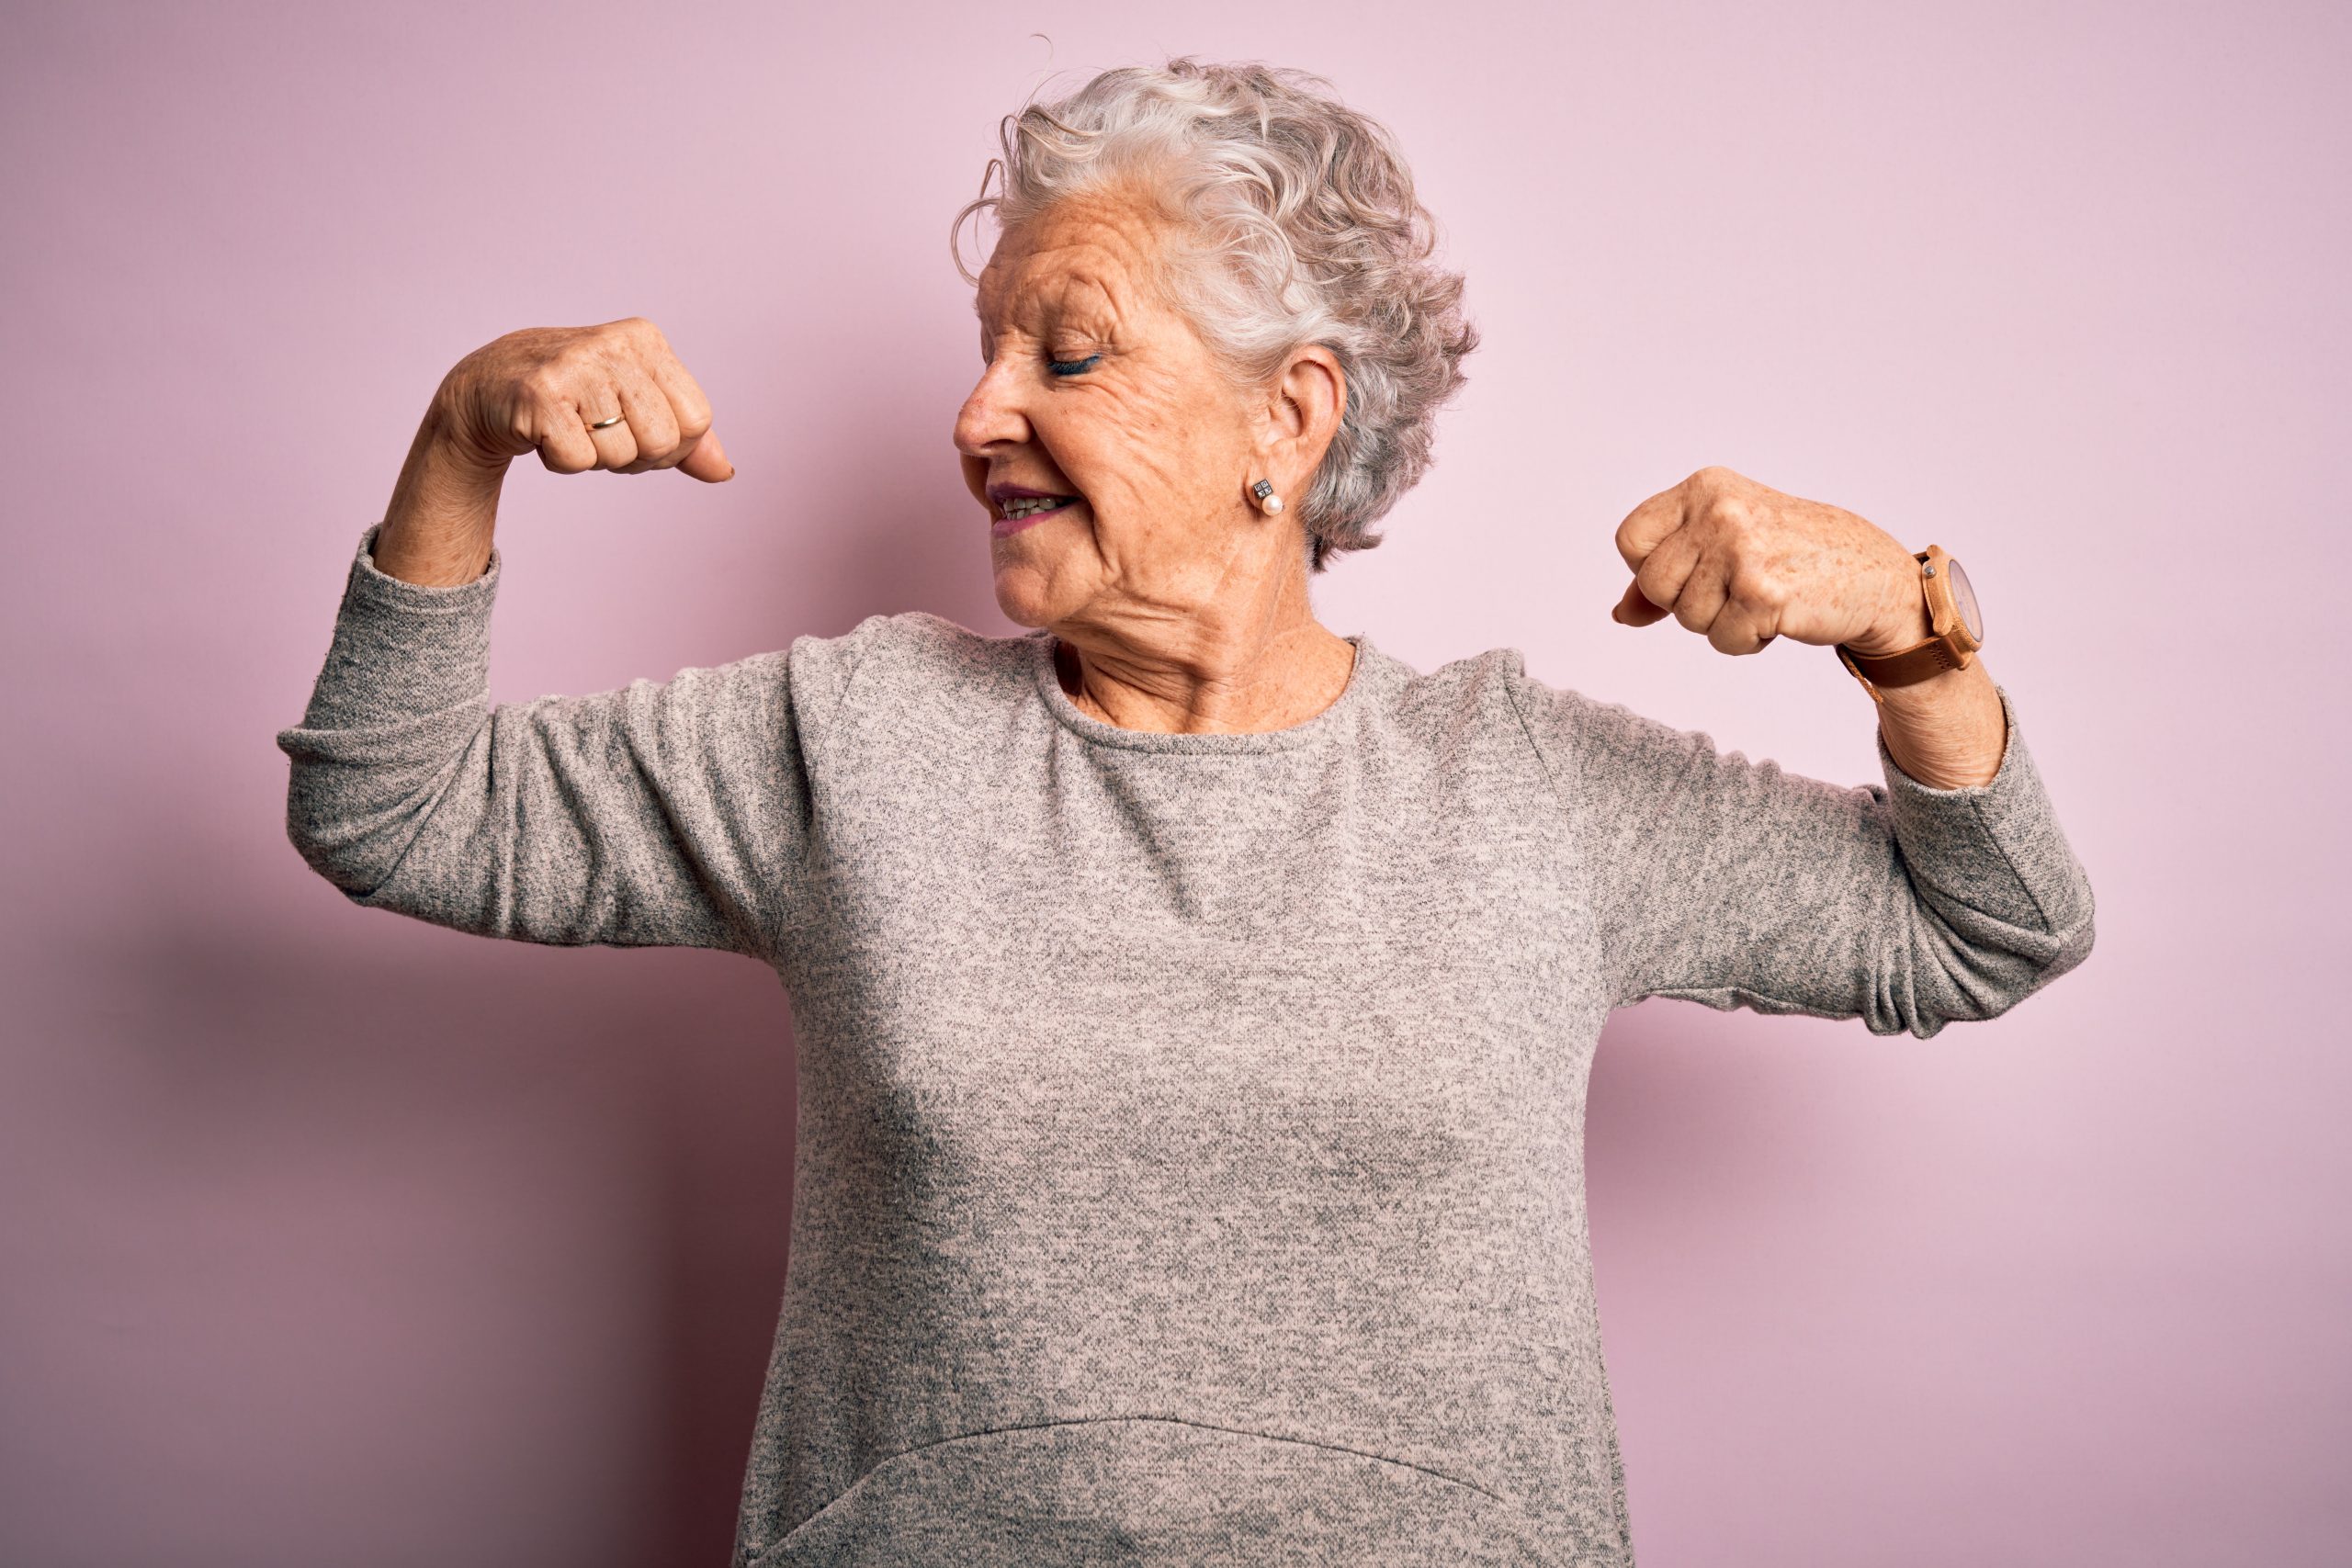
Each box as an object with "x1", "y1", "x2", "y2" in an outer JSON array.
[
  {"x1": 1880, "y1": 689, "x2": 2058, "y2": 937},
  {"x1": 810, "y1": 619, "x2": 880, "y2": 778},
  {"x1": 340, "y1": 706, "x2": 487, "y2": 905},
  {"x1": 761, "y1": 620, "x2": 882, "y2": 967},
  {"x1": 769, "y1": 1412, "x2": 1521, "y2": 1551},
  {"x1": 1502, "y1": 668, "x2": 1629, "y2": 1005},
  {"x1": 1500, "y1": 663, "x2": 1569, "y2": 821},
  {"x1": 1964, "y1": 788, "x2": 2056, "y2": 932},
  {"x1": 1637, "y1": 982, "x2": 1846, "y2": 1017}
]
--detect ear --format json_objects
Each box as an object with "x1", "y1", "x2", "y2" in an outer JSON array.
[{"x1": 1253, "y1": 344, "x2": 1345, "y2": 493}]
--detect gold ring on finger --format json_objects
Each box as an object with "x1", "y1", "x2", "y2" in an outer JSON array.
[{"x1": 588, "y1": 412, "x2": 625, "y2": 430}]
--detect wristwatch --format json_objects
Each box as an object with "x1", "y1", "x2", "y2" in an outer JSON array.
[{"x1": 1835, "y1": 544, "x2": 1984, "y2": 703}]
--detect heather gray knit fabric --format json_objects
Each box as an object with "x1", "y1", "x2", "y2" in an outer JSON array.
[{"x1": 277, "y1": 521, "x2": 2095, "y2": 1566}]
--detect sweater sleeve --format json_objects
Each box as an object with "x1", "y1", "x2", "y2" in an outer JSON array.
[
  {"x1": 1503, "y1": 662, "x2": 2096, "y2": 1037},
  {"x1": 273, "y1": 522, "x2": 873, "y2": 961}
]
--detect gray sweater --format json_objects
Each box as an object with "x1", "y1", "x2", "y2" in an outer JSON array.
[{"x1": 277, "y1": 521, "x2": 2095, "y2": 1566}]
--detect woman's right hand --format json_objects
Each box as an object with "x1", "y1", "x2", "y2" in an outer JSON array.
[
  {"x1": 372, "y1": 319, "x2": 734, "y2": 585},
  {"x1": 434, "y1": 317, "x2": 735, "y2": 482}
]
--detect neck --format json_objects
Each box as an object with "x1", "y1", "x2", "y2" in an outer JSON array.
[{"x1": 1048, "y1": 583, "x2": 1356, "y2": 736}]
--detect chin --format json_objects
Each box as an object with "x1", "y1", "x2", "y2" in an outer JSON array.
[{"x1": 989, "y1": 561, "x2": 1061, "y2": 630}]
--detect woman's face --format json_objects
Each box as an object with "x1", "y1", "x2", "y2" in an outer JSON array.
[{"x1": 954, "y1": 184, "x2": 1274, "y2": 635}]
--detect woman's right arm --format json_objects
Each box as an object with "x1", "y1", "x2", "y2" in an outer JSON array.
[
  {"x1": 275, "y1": 321, "x2": 865, "y2": 961},
  {"x1": 369, "y1": 316, "x2": 738, "y2": 585}
]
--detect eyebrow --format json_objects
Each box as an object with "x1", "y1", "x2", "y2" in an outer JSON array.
[
  {"x1": 971, "y1": 273, "x2": 1125, "y2": 358},
  {"x1": 973, "y1": 268, "x2": 1110, "y2": 321}
]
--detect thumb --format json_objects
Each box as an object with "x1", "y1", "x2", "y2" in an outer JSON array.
[
  {"x1": 677, "y1": 426, "x2": 736, "y2": 483},
  {"x1": 1611, "y1": 578, "x2": 1668, "y2": 626}
]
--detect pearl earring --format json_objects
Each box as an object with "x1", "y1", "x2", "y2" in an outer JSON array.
[{"x1": 1250, "y1": 478, "x2": 1285, "y2": 515}]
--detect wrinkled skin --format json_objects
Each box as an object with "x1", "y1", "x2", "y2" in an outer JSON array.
[
  {"x1": 1610, "y1": 465, "x2": 1928, "y2": 656},
  {"x1": 1610, "y1": 465, "x2": 2012, "y2": 785},
  {"x1": 951, "y1": 183, "x2": 1354, "y2": 734},
  {"x1": 946, "y1": 185, "x2": 2007, "y2": 787}
]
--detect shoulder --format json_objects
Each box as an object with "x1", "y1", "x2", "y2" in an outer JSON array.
[
  {"x1": 1376, "y1": 639, "x2": 1625, "y2": 745},
  {"x1": 1368, "y1": 641, "x2": 1526, "y2": 736},
  {"x1": 783, "y1": 608, "x2": 1036, "y2": 731},
  {"x1": 801, "y1": 607, "x2": 1028, "y2": 686},
  {"x1": 1391, "y1": 641, "x2": 1711, "y2": 798}
]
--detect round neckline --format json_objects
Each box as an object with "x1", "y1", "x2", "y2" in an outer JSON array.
[{"x1": 1027, "y1": 630, "x2": 1377, "y2": 753}]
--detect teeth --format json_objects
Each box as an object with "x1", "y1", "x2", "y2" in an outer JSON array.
[{"x1": 1001, "y1": 495, "x2": 1075, "y2": 519}]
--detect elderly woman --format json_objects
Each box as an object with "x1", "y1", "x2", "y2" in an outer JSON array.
[{"x1": 278, "y1": 58, "x2": 2093, "y2": 1568}]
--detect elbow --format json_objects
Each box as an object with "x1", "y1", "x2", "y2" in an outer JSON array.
[
  {"x1": 1897, "y1": 880, "x2": 2098, "y2": 1038},
  {"x1": 275, "y1": 705, "x2": 493, "y2": 913},
  {"x1": 282, "y1": 807, "x2": 377, "y2": 902},
  {"x1": 2014, "y1": 864, "x2": 2098, "y2": 997},
  {"x1": 2038, "y1": 887, "x2": 2098, "y2": 989},
  {"x1": 281, "y1": 774, "x2": 414, "y2": 903}
]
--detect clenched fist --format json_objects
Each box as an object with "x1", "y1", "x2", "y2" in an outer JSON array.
[
  {"x1": 372, "y1": 318, "x2": 734, "y2": 586},
  {"x1": 1611, "y1": 466, "x2": 1932, "y2": 659},
  {"x1": 435, "y1": 317, "x2": 734, "y2": 481}
]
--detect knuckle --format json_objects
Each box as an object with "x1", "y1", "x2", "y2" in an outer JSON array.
[{"x1": 1613, "y1": 518, "x2": 1645, "y2": 563}]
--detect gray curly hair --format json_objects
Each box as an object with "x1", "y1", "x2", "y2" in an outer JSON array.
[{"x1": 951, "y1": 57, "x2": 1479, "y2": 573}]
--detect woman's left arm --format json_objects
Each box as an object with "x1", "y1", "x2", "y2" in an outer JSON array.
[{"x1": 1514, "y1": 465, "x2": 2098, "y2": 1035}]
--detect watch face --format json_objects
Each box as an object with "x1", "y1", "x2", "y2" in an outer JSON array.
[{"x1": 1946, "y1": 557, "x2": 1984, "y2": 642}]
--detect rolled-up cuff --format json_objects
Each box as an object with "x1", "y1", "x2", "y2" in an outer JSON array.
[
  {"x1": 348, "y1": 516, "x2": 501, "y2": 599},
  {"x1": 293, "y1": 520, "x2": 503, "y2": 726}
]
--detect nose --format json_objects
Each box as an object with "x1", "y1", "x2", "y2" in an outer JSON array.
[{"x1": 952, "y1": 355, "x2": 1031, "y2": 461}]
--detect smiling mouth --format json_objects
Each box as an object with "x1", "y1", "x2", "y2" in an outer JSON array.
[{"x1": 997, "y1": 494, "x2": 1080, "y2": 521}]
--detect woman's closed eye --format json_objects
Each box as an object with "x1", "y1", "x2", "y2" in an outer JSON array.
[{"x1": 1047, "y1": 353, "x2": 1102, "y2": 377}]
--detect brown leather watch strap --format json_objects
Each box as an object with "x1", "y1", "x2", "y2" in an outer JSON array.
[
  {"x1": 1836, "y1": 545, "x2": 1983, "y2": 701},
  {"x1": 1840, "y1": 636, "x2": 1967, "y2": 690}
]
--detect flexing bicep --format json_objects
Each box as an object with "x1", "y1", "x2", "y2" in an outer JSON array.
[
  {"x1": 275, "y1": 522, "x2": 873, "y2": 960},
  {"x1": 1506, "y1": 665, "x2": 2095, "y2": 1036},
  {"x1": 284, "y1": 660, "x2": 802, "y2": 954}
]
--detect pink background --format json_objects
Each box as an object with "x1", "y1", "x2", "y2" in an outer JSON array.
[{"x1": 5, "y1": 2, "x2": 2345, "y2": 1562}]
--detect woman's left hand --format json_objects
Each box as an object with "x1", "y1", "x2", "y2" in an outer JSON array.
[{"x1": 1610, "y1": 466, "x2": 1932, "y2": 657}]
